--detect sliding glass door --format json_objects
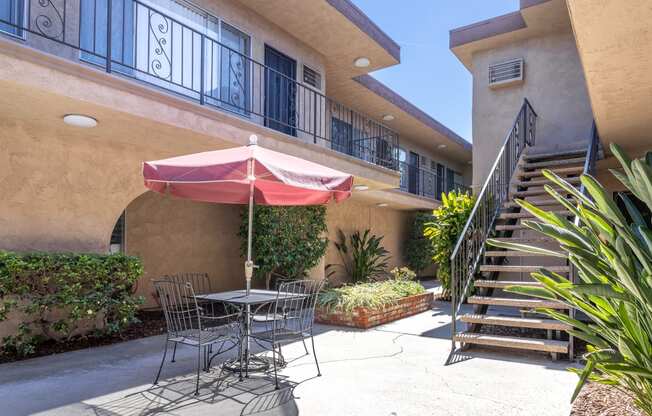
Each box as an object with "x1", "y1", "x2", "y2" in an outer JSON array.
[{"x1": 0, "y1": 0, "x2": 24, "y2": 37}]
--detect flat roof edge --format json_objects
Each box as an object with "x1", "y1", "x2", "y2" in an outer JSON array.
[
  {"x1": 450, "y1": 11, "x2": 526, "y2": 48},
  {"x1": 326, "y1": 0, "x2": 401, "y2": 62},
  {"x1": 354, "y1": 75, "x2": 472, "y2": 153},
  {"x1": 450, "y1": 0, "x2": 554, "y2": 49}
]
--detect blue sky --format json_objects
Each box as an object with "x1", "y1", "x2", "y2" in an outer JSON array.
[{"x1": 351, "y1": 0, "x2": 519, "y2": 143}]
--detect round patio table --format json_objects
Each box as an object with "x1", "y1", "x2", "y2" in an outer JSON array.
[{"x1": 195, "y1": 289, "x2": 305, "y2": 376}]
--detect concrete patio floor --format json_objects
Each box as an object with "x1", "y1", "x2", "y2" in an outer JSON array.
[{"x1": 0, "y1": 300, "x2": 578, "y2": 416}]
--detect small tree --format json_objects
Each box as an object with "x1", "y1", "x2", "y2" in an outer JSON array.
[
  {"x1": 404, "y1": 212, "x2": 435, "y2": 276},
  {"x1": 238, "y1": 206, "x2": 328, "y2": 289},
  {"x1": 424, "y1": 191, "x2": 475, "y2": 296}
]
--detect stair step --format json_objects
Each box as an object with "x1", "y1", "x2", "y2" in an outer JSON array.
[
  {"x1": 490, "y1": 236, "x2": 557, "y2": 243},
  {"x1": 517, "y1": 166, "x2": 584, "y2": 178},
  {"x1": 523, "y1": 149, "x2": 586, "y2": 161},
  {"x1": 479, "y1": 265, "x2": 569, "y2": 273},
  {"x1": 503, "y1": 198, "x2": 572, "y2": 208},
  {"x1": 514, "y1": 177, "x2": 581, "y2": 187},
  {"x1": 484, "y1": 250, "x2": 564, "y2": 257},
  {"x1": 520, "y1": 157, "x2": 586, "y2": 170},
  {"x1": 454, "y1": 333, "x2": 569, "y2": 353},
  {"x1": 499, "y1": 210, "x2": 569, "y2": 219},
  {"x1": 474, "y1": 279, "x2": 543, "y2": 288},
  {"x1": 460, "y1": 314, "x2": 571, "y2": 330},
  {"x1": 495, "y1": 224, "x2": 531, "y2": 231},
  {"x1": 468, "y1": 296, "x2": 570, "y2": 309},
  {"x1": 512, "y1": 187, "x2": 579, "y2": 197}
]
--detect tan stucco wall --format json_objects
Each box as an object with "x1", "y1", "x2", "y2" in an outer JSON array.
[
  {"x1": 323, "y1": 200, "x2": 413, "y2": 286},
  {"x1": 124, "y1": 195, "x2": 419, "y2": 306},
  {"x1": 125, "y1": 191, "x2": 244, "y2": 309},
  {"x1": 470, "y1": 31, "x2": 594, "y2": 189}
]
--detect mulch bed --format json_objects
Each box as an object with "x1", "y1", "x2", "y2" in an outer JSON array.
[
  {"x1": 0, "y1": 310, "x2": 167, "y2": 364},
  {"x1": 571, "y1": 382, "x2": 645, "y2": 416}
]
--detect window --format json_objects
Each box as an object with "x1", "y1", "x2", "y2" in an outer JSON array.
[
  {"x1": 110, "y1": 212, "x2": 126, "y2": 254},
  {"x1": 303, "y1": 65, "x2": 321, "y2": 89},
  {"x1": 218, "y1": 23, "x2": 250, "y2": 112},
  {"x1": 0, "y1": 0, "x2": 24, "y2": 38},
  {"x1": 79, "y1": 0, "x2": 252, "y2": 111},
  {"x1": 436, "y1": 163, "x2": 445, "y2": 197}
]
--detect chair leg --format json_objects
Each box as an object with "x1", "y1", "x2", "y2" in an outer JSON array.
[
  {"x1": 272, "y1": 343, "x2": 279, "y2": 390},
  {"x1": 195, "y1": 346, "x2": 202, "y2": 396},
  {"x1": 171, "y1": 342, "x2": 177, "y2": 363},
  {"x1": 301, "y1": 338, "x2": 309, "y2": 356},
  {"x1": 310, "y1": 334, "x2": 321, "y2": 377},
  {"x1": 154, "y1": 338, "x2": 169, "y2": 385},
  {"x1": 238, "y1": 337, "x2": 245, "y2": 382}
]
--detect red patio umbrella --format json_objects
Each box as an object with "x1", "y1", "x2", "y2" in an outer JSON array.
[{"x1": 143, "y1": 135, "x2": 354, "y2": 294}]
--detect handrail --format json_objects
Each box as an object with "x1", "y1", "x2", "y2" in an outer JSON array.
[
  {"x1": 567, "y1": 121, "x2": 600, "y2": 360},
  {"x1": 449, "y1": 99, "x2": 537, "y2": 353}
]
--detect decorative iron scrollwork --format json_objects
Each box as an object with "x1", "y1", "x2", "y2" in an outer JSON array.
[
  {"x1": 148, "y1": 10, "x2": 171, "y2": 81},
  {"x1": 34, "y1": 0, "x2": 64, "y2": 40}
]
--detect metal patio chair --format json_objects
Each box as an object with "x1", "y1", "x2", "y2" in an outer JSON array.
[
  {"x1": 165, "y1": 273, "x2": 221, "y2": 362},
  {"x1": 249, "y1": 279, "x2": 325, "y2": 389},
  {"x1": 153, "y1": 278, "x2": 240, "y2": 395}
]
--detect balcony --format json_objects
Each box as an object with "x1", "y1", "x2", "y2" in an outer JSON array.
[
  {"x1": 399, "y1": 162, "x2": 469, "y2": 201},
  {"x1": 0, "y1": 0, "x2": 399, "y2": 170}
]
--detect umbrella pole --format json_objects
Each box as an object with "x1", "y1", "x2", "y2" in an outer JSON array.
[{"x1": 245, "y1": 158, "x2": 255, "y2": 296}]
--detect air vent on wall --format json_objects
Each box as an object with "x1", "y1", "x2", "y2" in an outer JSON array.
[
  {"x1": 488, "y1": 58, "x2": 524, "y2": 89},
  {"x1": 303, "y1": 65, "x2": 321, "y2": 89}
]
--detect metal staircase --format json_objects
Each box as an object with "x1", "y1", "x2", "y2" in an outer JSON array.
[{"x1": 448, "y1": 100, "x2": 600, "y2": 361}]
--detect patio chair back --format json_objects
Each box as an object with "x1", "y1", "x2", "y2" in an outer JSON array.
[
  {"x1": 273, "y1": 279, "x2": 325, "y2": 335},
  {"x1": 167, "y1": 272, "x2": 212, "y2": 295},
  {"x1": 153, "y1": 279, "x2": 202, "y2": 338}
]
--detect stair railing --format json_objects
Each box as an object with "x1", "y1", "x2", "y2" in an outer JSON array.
[
  {"x1": 449, "y1": 99, "x2": 537, "y2": 353},
  {"x1": 568, "y1": 121, "x2": 600, "y2": 359}
]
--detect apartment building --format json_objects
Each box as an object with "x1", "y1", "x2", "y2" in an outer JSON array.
[
  {"x1": 0, "y1": 0, "x2": 471, "y2": 307},
  {"x1": 447, "y1": 0, "x2": 652, "y2": 358}
]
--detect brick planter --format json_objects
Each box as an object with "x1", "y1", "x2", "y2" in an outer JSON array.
[{"x1": 315, "y1": 292, "x2": 434, "y2": 329}]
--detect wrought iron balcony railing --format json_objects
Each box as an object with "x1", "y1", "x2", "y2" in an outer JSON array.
[
  {"x1": 0, "y1": 0, "x2": 399, "y2": 170},
  {"x1": 398, "y1": 162, "x2": 469, "y2": 201}
]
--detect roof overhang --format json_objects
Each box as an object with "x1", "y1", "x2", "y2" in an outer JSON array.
[
  {"x1": 567, "y1": 0, "x2": 652, "y2": 157},
  {"x1": 234, "y1": 0, "x2": 400, "y2": 85},
  {"x1": 449, "y1": 0, "x2": 571, "y2": 70}
]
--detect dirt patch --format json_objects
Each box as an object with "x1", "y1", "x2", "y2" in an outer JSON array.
[
  {"x1": 571, "y1": 382, "x2": 645, "y2": 416},
  {"x1": 0, "y1": 310, "x2": 167, "y2": 364}
]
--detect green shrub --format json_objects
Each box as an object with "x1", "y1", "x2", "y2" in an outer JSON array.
[
  {"x1": 0, "y1": 251, "x2": 143, "y2": 356},
  {"x1": 329, "y1": 229, "x2": 390, "y2": 283},
  {"x1": 404, "y1": 212, "x2": 435, "y2": 275},
  {"x1": 317, "y1": 279, "x2": 425, "y2": 312},
  {"x1": 390, "y1": 266, "x2": 416, "y2": 281},
  {"x1": 488, "y1": 143, "x2": 652, "y2": 414},
  {"x1": 424, "y1": 191, "x2": 475, "y2": 294},
  {"x1": 239, "y1": 206, "x2": 328, "y2": 289}
]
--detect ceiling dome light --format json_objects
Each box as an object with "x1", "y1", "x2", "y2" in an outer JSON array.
[
  {"x1": 353, "y1": 57, "x2": 371, "y2": 68},
  {"x1": 63, "y1": 114, "x2": 97, "y2": 128},
  {"x1": 382, "y1": 114, "x2": 395, "y2": 121},
  {"x1": 354, "y1": 185, "x2": 369, "y2": 191},
  {"x1": 437, "y1": 144, "x2": 447, "y2": 149},
  {"x1": 377, "y1": 203, "x2": 388, "y2": 208}
]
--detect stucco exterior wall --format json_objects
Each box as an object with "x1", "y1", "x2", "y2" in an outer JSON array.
[
  {"x1": 470, "y1": 31, "x2": 594, "y2": 189},
  {"x1": 125, "y1": 191, "x2": 244, "y2": 309},
  {"x1": 324, "y1": 200, "x2": 413, "y2": 286}
]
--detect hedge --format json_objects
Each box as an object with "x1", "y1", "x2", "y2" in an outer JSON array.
[{"x1": 0, "y1": 251, "x2": 143, "y2": 356}]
